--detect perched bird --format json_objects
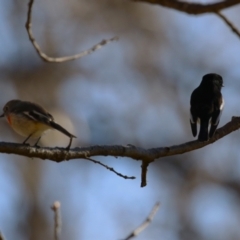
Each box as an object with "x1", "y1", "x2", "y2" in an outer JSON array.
[
  {"x1": 190, "y1": 73, "x2": 224, "y2": 141},
  {"x1": 0, "y1": 99, "x2": 76, "y2": 149}
]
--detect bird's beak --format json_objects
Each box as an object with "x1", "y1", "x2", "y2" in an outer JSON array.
[{"x1": 0, "y1": 113, "x2": 5, "y2": 118}]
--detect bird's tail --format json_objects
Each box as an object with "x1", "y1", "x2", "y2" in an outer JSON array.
[
  {"x1": 49, "y1": 121, "x2": 76, "y2": 138},
  {"x1": 198, "y1": 120, "x2": 209, "y2": 142}
]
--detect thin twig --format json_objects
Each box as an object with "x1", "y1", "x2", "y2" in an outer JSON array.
[
  {"x1": 123, "y1": 202, "x2": 160, "y2": 240},
  {"x1": 25, "y1": 0, "x2": 118, "y2": 62},
  {"x1": 85, "y1": 157, "x2": 136, "y2": 180},
  {"x1": 0, "y1": 232, "x2": 5, "y2": 240},
  {"x1": 216, "y1": 12, "x2": 240, "y2": 38},
  {"x1": 51, "y1": 201, "x2": 61, "y2": 240}
]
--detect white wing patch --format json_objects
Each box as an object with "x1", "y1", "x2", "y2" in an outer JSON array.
[
  {"x1": 213, "y1": 97, "x2": 224, "y2": 125},
  {"x1": 220, "y1": 98, "x2": 225, "y2": 110},
  {"x1": 22, "y1": 111, "x2": 37, "y2": 121},
  {"x1": 190, "y1": 111, "x2": 195, "y2": 124},
  {"x1": 23, "y1": 110, "x2": 52, "y2": 122}
]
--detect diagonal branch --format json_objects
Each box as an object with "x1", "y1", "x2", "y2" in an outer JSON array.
[
  {"x1": 0, "y1": 117, "x2": 240, "y2": 186},
  {"x1": 25, "y1": 0, "x2": 118, "y2": 62},
  {"x1": 0, "y1": 116, "x2": 239, "y2": 161},
  {"x1": 131, "y1": 0, "x2": 240, "y2": 15},
  {"x1": 216, "y1": 11, "x2": 240, "y2": 38},
  {"x1": 123, "y1": 202, "x2": 160, "y2": 240},
  {"x1": 85, "y1": 157, "x2": 136, "y2": 179}
]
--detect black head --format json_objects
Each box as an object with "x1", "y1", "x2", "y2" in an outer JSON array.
[{"x1": 200, "y1": 73, "x2": 223, "y2": 89}]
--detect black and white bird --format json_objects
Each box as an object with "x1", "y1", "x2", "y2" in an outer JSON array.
[{"x1": 190, "y1": 73, "x2": 224, "y2": 141}]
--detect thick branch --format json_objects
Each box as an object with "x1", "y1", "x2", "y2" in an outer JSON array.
[
  {"x1": 0, "y1": 117, "x2": 239, "y2": 161},
  {"x1": 0, "y1": 117, "x2": 239, "y2": 187},
  {"x1": 132, "y1": 0, "x2": 240, "y2": 15}
]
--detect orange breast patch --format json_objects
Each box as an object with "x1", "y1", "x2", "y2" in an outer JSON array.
[{"x1": 7, "y1": 115, "x2": 12, "y2": 125}]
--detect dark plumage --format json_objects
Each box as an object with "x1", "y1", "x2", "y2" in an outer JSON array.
[{"x1": 190, "y1": 73, "x2": 224, "y2": 141}]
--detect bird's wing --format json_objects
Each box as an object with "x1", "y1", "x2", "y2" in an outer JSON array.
[
  {"x1": 190, "y1": 119, "x2": 197, "y2": 137},
  {"x1": 190, "y1": 89, "x2": 200, "y2": 137},
  {"x1": 23, "y1": 110, "x2": 53, "y2": 124},
  {"x1": 209, "y1": 97, "x2": 224, "y2": 137},
  {"x1": 212, "y1": 97, "x2": 224, "y2": 126},
  {"x1": 13, "y1": 101, "x2": 54, "y2": 123}
]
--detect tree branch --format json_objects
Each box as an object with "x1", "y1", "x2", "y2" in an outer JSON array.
[
  {"x1": 216, "y1": 11, "x2": 240, "y2": 38},
  {"x1": 0, "y1": 116, "x2": 239, "y2": 160},
  {"x1": 51, "y1": 201, "x2": 61, "y2": 240},
  {"x1": 141, "y1": 162, "x2": 149, "y2": 187},
  {"x1": 1, "y1": 117, "x2": 240, "y2": 186},
  {"x1": 25, "y1": 0, "x2": 118, "y2": 62},
  {"x1": 85, "y1": 157, "x2": 136, "y2": 179},
  {"x1": 131, "y1": 0, "x2": 240, "y2": 15},
  {"x1": 122, "y1": 202, "x2": 160, "y2": 240}
]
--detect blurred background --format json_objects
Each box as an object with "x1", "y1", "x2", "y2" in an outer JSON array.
[{"x1": 0, "y1": 0, "x2": 240, "y2": 239}]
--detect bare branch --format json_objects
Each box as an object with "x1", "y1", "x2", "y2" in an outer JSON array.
[
  {"x1": 216, "y1": 11, "x2": 240, "y2": 38},
  {"x1": 0, "y1": 116, "x2": 239, "y2": 160},
  {"x1": 25, "y1": 0, "x2": 118, "y2": 62},
  {"x1": 123, "y1": 202, "x2": 160, "y2": 240},
  {"x1": 141, "y1": 162, "x2": 149, "y2": 187},
  {"x1": 85, "y1": 157, "x2": 136, "y2": 179},
  {"x1": 0, "y1": 117, "x2": 240, "y2": 186},
  {"x1": 51, "y1": 201, "x2": 61, "y2": 240},
  {"x1": 131, "y1": 0, "x2": 240, "y2": 15}
]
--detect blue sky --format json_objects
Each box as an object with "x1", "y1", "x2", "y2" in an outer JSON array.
[{"x1": 1, "y1": 0, "x2": 240, "y2": 239}]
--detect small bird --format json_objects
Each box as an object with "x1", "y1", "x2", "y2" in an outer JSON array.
[
  {"x1": 0, "y1": 99, "x2": 76, "y2": 149},
  {"x1": 190, "y1": 73, "x2": 224, "y2": 141}
]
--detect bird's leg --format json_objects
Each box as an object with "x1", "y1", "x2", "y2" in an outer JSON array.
[
  {"x1": 34, "y1": 137, "x2": 41, "y2": 148},
  {"x1": 23, "y1": 134, "x2": 33, "y2": 145},
  {"x1": 66, "y1": 137, "x2": 73, "y2": 150}
]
